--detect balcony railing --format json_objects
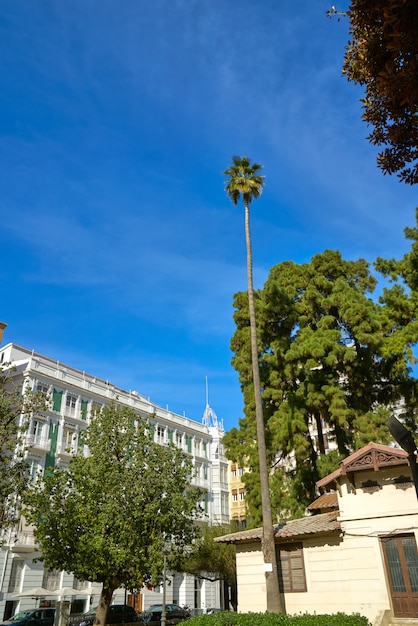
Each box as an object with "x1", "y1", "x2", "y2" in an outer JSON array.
[
  {"x1": 25, "y1": 434, "x2": 51, "y2": 452},
  {"x1": 191, "y1": 475, "x2": 209, "y2": 488},
  {"x1": 10, "y1": 530, "x2": 36, "y2": 552},
  {"x1": 56, "y1": 441, "x2": 77, "y2": 456}
]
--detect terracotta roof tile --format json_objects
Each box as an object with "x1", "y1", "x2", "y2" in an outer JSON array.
[
  {"x1": 307, "y1": 492, "x2": 338, "y2": 511},
  {"x1": 215, "y1": 511, "x2": 340, "y2": 544}
]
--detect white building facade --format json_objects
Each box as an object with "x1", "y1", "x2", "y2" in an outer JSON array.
[{"x1": 0, "y1": 342, "x2": 230, "y2": 619}]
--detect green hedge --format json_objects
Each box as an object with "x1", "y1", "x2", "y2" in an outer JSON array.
[{"x1": 186, "y1": 612, "x2": 371, "y2": 626}]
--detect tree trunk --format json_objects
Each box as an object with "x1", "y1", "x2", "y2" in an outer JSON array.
[
  {"x1": 93, "y1": 584, "x2": 115, "y2": 626},
  {"x1": 244, "y1": 202, "x2": 283, "y2": 613},
  {"x1": 314, "y1": 411, "x2": 325, "y2": 455},
  {"x1": 230, "y1": 577, "x2": 238, "y2": 612}
]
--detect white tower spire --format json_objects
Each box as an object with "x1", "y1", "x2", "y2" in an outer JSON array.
[{"x1": 202, "y1": 376, "x2": 224, "y2": 430}]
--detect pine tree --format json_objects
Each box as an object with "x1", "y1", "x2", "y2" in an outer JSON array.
[{"x1": 226, "y1": 250, "x2": 417, "y2": 520}]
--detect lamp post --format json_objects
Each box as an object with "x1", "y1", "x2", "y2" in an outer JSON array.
[{"x1": 386, "y1": 415, "x2": 418, "y2": 499}]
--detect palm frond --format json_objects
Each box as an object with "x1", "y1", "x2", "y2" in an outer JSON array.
[{"x1": 223, "y1": 156, "x2": 264, "y2": 206}]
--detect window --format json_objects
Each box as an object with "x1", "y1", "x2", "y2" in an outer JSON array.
[
  {"x1": 176, "y1": 432, "x2": 183, "y2": 447},
  {"x1": 42, "y1": 569, "x2": 61, "y2": 591},
  {"x1": 203, "y1": 442, "x2": 208, "y2": 458},
  {"x1": 221, "y1": 493, "x2": 228, "y2": 515},
  {"x1": 195, "y1": 463, "x2": 202, "y2": 480},
  {"x1": 238, "y1": 467, "x2": 244, "y2": 476},
  {"x1": 36, "y1": 383, "x2": 49, "y2": 395},
  {"x1": 231, "y1": 466, "x2": 237, "y2": 477},
  {"x1": 186, "y1": 435, "x2": 192, "y2": 454},
  {"x1": 157, "y1": 426, "x2": 165, "y2": 443},
  {"x1": 63, "y1": 428, "x2": 75, "y2": 448},
  {"x1": 200, "y1": 492, "x2": 209, "y2": 514},
  {"x1": 31, "y1": 420, "x2": 43, "y2": 441},
  {"x1": 8, "y1": 560, "x2": 24, "y2": 592},
  {"x1": 239, "y1": 490, "x2": 245, "y2": 501},
  {"x1": 276, "y1": 543, "x2": 306, "y2": 592},
  {"x1": 232, "y1": 490, "x2": 238, "y2": 502},
  {"x1": 91, "y1": 402, "x2": 102, "y2": 417},
  {"x1": 194, "y1": 439, "x2": 201, "y2": 455},
  {"x1": 27, "y1": 458, "x2": 42, "y2": 482},
  {"x1": 66, "y1": 394, "x2": 77, "y2": 416}
]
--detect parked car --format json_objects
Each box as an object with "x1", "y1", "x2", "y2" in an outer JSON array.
[
  {"x1": 0, "y1": 608, "x2": 56, "y2": 626},
  {"x1": 76, "y1": 605, "x2": 139, "y2": 626},
  {"x1": 138, "y1": 604, "x2": 189, "y2": 625}
]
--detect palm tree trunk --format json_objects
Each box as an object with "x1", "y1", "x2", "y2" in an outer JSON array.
[{"x1": 244, "y1": 201, "x2": 283, "y2": 613}]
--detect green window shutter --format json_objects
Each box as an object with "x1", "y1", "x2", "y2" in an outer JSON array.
[
  {"x1": 45, "y1": 423, "x2": 59, "y2": 469},
  {"x1": 148, "y1": 423, "x2": 155, "y2": 439},
  {"x1": 204, "y1": 465, "x2": 208, "y2": 480},
  {"x1": 204, "y1": 492, "x2": 208, "y2": 513},
  {"x1": 203, "y1": 442, "x2": 207, "y2": 457},
  {"x1": 52, "y1": 389, "x2": 63, "y2": 412},
  {"x1": 168, "y1": 430, "x2": 173, "y2": 443},
  {"x1": 186, "y1": 435, "x2": 192, "y2": 453},
  {"x1": 81, "y1": 400, "x2": 88, "y2": 421},
  {"x1": 78, "y1": 430, "x2": 85, "y2": 448}
]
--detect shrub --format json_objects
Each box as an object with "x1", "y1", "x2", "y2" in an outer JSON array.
[{"x1": 186, "y1": 612, "x2": 371, "y2": 626}]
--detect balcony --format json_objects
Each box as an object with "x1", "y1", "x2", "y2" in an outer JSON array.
[
  {"x1": 64, "y1": 407, "x2": 84, "y2": 421},
  {"x1": 10, "y1": 530, "x2": 36, "y2": 553},
  {"x1": 191, "y1": 475, "x2": 209, "y2": 489},
  {"x1": 56, "y1": 441, "x2": 77, "y2": 457},
  {"x1": 25, "y1": 434, "x2": 51, "y2": 452}
]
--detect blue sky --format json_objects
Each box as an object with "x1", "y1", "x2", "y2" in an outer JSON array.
[{"x1": 1, "y1": 0, "x2": 417, "y2": 432}]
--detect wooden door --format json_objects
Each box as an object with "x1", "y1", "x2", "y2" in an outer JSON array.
[
  {"x1": 127, "y1": 593, "x2": 142, "y2": 612},
  {"x1": 382, "y1": 534, "x2": 418, "y2": 618}
]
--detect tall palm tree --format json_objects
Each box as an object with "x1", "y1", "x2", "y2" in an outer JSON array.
[{"x1": 223, "y1": 156, "x2": 282, "y2": 612}]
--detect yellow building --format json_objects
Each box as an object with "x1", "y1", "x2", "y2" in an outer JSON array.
[{"x1": 228, "y1": 461, "x2": 247, "y2": 529}]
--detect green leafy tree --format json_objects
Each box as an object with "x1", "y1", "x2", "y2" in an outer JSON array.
[
  {"x1": 342, "y1": 0, "x2": 418, "y2": 184},
  {"x1": 223, "y1": 156, "x2": 282, "y2": 613},
  {"x1": 176, "y1": 524, "x2": 237, "y2": 611},
  {"x1": 225, "y1": 250, "x2": 417, "y2": 520},
  {"x1": 375, "y1": 207, "x2": 418, "y2": 434},
  {"x1": 0, "y1": 366, "x2": 44, "y2": 532},
  {"x1": 22, "y1": 403, "x2": 201, "y2": 626}
]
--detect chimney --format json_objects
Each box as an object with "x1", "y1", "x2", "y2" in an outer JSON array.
[{"x1": 0, "y1": 322, "x2": 7, "y2": 344}]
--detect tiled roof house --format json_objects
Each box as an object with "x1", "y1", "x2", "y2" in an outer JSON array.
[{"x1": 216, "y1": 442, "x2": 418, "y2": 625}]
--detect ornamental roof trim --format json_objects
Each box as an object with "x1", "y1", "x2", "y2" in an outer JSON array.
[{"x1": 317, "y1": 442, "x2": 410, "y2": 489}]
